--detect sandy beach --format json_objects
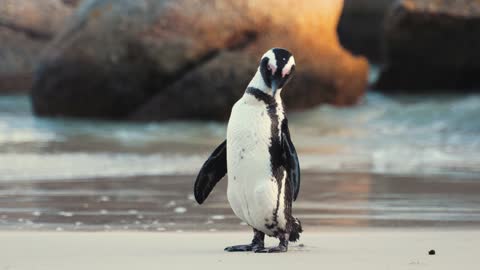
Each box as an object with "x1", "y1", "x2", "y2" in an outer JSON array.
[{"x1": 1, "y1": 230, "x2": 479, "y2": 270}]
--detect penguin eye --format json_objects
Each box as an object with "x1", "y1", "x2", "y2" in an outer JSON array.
[{"x1": 266, "y1": 65, "x2": 271, "y2": 72}]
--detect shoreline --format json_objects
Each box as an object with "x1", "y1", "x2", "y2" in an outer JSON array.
[
  {"x1": 1, "y1": 172, "x2": 480, "y2": 231},
  {"x1": 2, "y1": 230, "x2": 479, "y2": 270}
]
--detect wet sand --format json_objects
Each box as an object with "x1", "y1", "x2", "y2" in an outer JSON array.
[
  {"x1": 1, "y1": 172, "x2": 480, "y2": 231},
  {"x1": 2, "y1": 230, "x2": 479, "y2": 270}
]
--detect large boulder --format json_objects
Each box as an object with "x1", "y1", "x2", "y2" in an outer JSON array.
[
  {"x1": 0, "y1": 0, "x2": 81, "y2": 93},
  {"x1": 338, "y1": 0, "x2": 396, "y2": 63},
  {"x1": 32, "y1": 0, "x2": 369, "y2": 121},
  {"x1": 375, "y1": 0, "x2": 480, "y2": 92}
]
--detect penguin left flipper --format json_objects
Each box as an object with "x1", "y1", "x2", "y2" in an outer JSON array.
[
  {"x1": 281, "y1": 119, "x2": 301, "y2": 201},
  {"x1": 194, "y1": 140, "x2": 227, "y2": 204}
]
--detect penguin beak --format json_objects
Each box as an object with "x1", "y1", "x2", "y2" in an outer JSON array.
[{"x1": 271, "y1": 80, "x2": 278, "y2": 96}]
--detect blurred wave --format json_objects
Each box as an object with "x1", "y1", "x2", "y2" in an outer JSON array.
[
  {"x1": 0, "y1": 92, "x2": 480, "y2": 181},
  {"x1": 292, "y1": 93, "x2": 480, "y2": 176}
]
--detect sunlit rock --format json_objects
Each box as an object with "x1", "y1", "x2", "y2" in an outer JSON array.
[
  {"x1": 31, "y1": 0, "x2": 369, "y2": 121},
  {"x1": 0, "y1": 0, "x2": 81, "y2": 92}
]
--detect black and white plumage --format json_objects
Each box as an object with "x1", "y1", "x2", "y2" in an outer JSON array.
[{"x1": 194, "y1": 48, "x2": 302, "y2": 253}]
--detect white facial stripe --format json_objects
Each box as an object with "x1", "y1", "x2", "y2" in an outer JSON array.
[
  {"x1": 262, "y1": 50, "x2": 277, "y2": 75},
  {"x1": 282, "y1": 56, "x2": 295, "y2": 78}
]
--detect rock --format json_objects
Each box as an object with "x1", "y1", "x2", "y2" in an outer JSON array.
[
  {"x1": 338, "y1": 0, "x2": 396, "y2": 63},
  {"x1": 0, "y1": 0, "x2": 80, "y2": 93},
  {"x1": 32, "y1": 0, "x2": 369, "y2": 121},
  {"x1": 62, "y1": 0, "x2": 82, "y2": 6},
  {"x1": 374, "y1": 0, "x2": 480, "y2": 92}
]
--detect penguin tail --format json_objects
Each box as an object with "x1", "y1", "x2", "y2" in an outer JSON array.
[{"x1": 289, "y1": 218, "x2": 303, "y2": 242}]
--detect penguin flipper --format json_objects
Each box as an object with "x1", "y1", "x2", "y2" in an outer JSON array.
[
  {"x1": 281, "y1": 120, "x2": 301, "y2": 201},
  {"x1": 194, "y1": 140, "x2": 227, "y2": 204}
]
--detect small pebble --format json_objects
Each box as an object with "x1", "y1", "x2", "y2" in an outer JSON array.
[{"x1": 429, "y1": 249, "x2": 436, "y2": 255}]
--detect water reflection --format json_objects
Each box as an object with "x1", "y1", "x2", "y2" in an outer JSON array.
[{"x1": 1, "y1": 173, "x2": 479, "y2": 231}]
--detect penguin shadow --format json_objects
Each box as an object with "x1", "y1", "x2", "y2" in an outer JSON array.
[
  {"x1": 248, "y1": 243, "x2": 312, "y2": 254},
  {"x1": 289, "y1": 243, "x2": 311, "y2": 253}
]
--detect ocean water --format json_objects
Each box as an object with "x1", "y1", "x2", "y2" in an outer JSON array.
[
  {"x1": 1, "y1": 91, "x2": 480, "y2": 231},
  {"x1": 1, "y1": 92, "x2": 480, "y2": 181}
]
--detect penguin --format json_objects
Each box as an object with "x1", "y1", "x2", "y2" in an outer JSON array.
[{"x1": 194, "y1": 48, "x2": 301, "y2": 253}]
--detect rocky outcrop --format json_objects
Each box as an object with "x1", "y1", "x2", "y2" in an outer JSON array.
[
  {"x1": 338, "y1": 0, "x2": 396, "y2": 63},
  {"x1": 375, "y1": 0, "x2": 480, "y2": 92},
  {"x1": 32, "y1": 0, "x2": 369, "y2": 121},
  {"x1": 0, "y1": 0, "x2": 81, "y2": 92}
]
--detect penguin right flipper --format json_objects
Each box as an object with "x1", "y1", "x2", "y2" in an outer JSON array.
[{"x1": 194, "y1": 140, "x2": 227, "y2": 204}]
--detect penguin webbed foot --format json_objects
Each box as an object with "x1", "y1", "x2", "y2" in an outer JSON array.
[
  {"x1": 255, "y1": 245, "x2": 288, "y2": 253},
  {"x1": 224, "y1": 243, "x2": 264, "y2": 252},
  {"x1": 225, "y1": 228, "x2": 265, "y2": 252},
  {"x1": 255, "y1": 234, "x2": 289, "y2": 253}
]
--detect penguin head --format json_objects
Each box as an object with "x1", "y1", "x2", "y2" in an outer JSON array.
[{"x1": 259, "y1": 48, "x2": 296, "y2": 96}]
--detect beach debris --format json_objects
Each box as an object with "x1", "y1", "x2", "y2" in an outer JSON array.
[{"x1": 429, "y1": 249, "x2": 436, "y2": 255}]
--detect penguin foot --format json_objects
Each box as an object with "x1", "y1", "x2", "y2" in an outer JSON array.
[
  {"x1": 254, "y1": 245, "x2": 288, "y2": 253},
  {"x1": 255, "y1": 233, "x2": 289, "y2": 253},
  {"x1": 224, "y1": 244, "x2": 264, "y2": 252},
  {"x1": 225, "y1": 228, "x2": 265, "y2": 252}
]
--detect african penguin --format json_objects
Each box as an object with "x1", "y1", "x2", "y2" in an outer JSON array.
[{"x1": 194, "y1": 48, "x2": 302, "y2": 253}]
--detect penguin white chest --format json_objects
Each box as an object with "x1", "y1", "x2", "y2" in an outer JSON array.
[{"x1": 226, "y1": 96, "x2": 284, "y2": 233}]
